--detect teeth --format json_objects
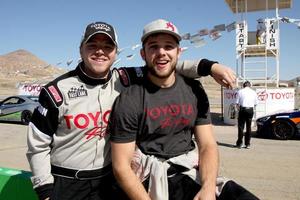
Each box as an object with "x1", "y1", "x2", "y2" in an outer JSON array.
[
  {"x1": 94, "y1": 58, "x2": 105, "y2": 62},
  {"x1": 157, "y1": 60, "x2": 168, "y2": 64}
]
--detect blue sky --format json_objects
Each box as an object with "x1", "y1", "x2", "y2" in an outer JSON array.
[{"x1": 0, "y1": 0, "x2": 299, "y2": 80}]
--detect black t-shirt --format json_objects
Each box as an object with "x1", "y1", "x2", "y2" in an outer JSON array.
[{"x1": 108, "y1": 74, "x2": 211, "y2": 159}]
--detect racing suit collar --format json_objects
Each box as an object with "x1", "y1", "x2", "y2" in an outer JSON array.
[{"x1": 76, "y1": 62, "x2": 112, "y2": 85}]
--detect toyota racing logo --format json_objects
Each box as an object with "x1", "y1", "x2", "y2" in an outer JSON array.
[{"x1": 257, "y1": 90, "x2": 268, "y2": 101}]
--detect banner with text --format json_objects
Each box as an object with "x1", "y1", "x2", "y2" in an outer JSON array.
[
  {"x1": 17, "y1": 83, "x2": 43, "y2": 96},
  {"x1": 236, "y1": 21, "x2": 248, "y2": 51},
  {"x1": 266, "y1": 18, "x2": 279, "y2": 50},
  {"x1": 223, "y1": 88, "x2": 295, "y2": 125}
]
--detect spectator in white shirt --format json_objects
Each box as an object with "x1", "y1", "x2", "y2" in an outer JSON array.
[{"x1": 235, "y1": 81, "x2": 258, "y2": 149}]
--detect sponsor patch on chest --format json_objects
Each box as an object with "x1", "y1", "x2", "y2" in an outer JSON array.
[{"x1": 67, "y1": 85, "x2": 88, "y2": 99}]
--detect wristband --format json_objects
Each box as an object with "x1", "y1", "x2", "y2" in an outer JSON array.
[
  {"x1": 35, "y1": 183, "x2": 53, "y2": 200},
  {"x1": 197, "y1": 59, "x2": 218, "y2": 76}
]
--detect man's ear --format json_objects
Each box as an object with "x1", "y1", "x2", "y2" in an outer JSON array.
[
  {"x1": 177, "y1": 47, "x2": 182, "y2": 58},
  {"x1": 140, "y1": 48, "x2": 146, "y2": 61},
  {"x1": 179, "y1": 47, "x2": 185, "y2": 54}
]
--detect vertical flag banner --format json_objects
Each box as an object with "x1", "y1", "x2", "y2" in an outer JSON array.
[
  {"x1": 266, "y1": 18, "x2": 279, "y2": 50},
  {"x1": 236, "y1": 21, "x2": 248, "y2": 51}
]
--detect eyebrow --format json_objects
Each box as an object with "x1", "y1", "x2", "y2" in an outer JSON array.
[{"x1": 146, "y1": 40, "x2": 177, "y2": 46}]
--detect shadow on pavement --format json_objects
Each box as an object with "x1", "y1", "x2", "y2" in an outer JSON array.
[
  {"x1": 216, "y1": 131, "x2": 258, "y2": 149},
  {"x1": 217, "y1": 142, "x2": 236, "y2": 148}
]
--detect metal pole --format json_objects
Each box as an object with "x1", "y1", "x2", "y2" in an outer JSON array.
[
  {"x1": 221, "y1": 86, "x2": 224, "y2": 121},
  {"x1": 276, "y1": 0, "x2": 280, "y2": 87},
  {"x1": 275, "y1": 0, "x2": 279, "y2": 19},
  {"x1": 235, "y1": 0, "x2": 239, "y2": 87}
]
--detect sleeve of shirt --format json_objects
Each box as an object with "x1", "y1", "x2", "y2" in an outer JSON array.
[
  {"x1": 108, "y1": 87, "x2": 140, "y2": 143},
  {"x1": 26, "y1": 87, "x2": 59, "y2": 196},
  {"x1": 175, "y1": 59, "x2": 218, "y2": 78}
]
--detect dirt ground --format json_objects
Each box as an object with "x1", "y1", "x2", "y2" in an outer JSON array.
[{"x1": 0, "y1": 115, "x2": 300, "y2": 200}]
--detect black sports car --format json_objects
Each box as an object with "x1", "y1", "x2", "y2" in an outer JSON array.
[{"x1": 256, "y1": 109, "x2": 300, "y2": 140}]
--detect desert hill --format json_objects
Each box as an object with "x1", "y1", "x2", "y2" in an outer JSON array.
[
  {"x1": 0, "y1": 49, "x2": 66, "y2": 78},
  {"x1": 0, "y1": 49, "x2": 66, "y2": 96}
]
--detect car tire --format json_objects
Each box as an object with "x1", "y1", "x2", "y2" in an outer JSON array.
[
  {"x1": 21, "y1": 110, "x2": 32, "y2": 125},
  {"x1": 271, "y1": 120, "x2": 295, "y2": 140}
]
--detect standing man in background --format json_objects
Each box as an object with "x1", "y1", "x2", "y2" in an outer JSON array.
[{"x1": 235, "y1": 81, "x2": 258, "y2": 149}]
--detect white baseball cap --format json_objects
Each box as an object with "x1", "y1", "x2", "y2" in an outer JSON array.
[{"x1": 141, "y1": 19, "x2": 181, "y2": 43}]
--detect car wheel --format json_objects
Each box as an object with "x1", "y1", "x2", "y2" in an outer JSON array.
[
  {"x1": 271, "y1": 120, "x2": 295, "y2": 140},
  {"x1": 21, "y1": 110, "x2": 32, "y2": 125}
]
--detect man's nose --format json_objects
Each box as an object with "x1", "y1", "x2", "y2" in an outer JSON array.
[
  {"x1": 157, "y1": 47, "x2": 166, "y2": 55},
  {"x1": 96, "y1": 47, "x2": 104, "y2": 54}
]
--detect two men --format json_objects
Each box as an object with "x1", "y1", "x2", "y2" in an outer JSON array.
[
  {"x1": 27, "y1": 21, "x2": 236, "y2": 200},
  {"x1": 109, "y1": 19, "x2": 259, "y2": 200}
]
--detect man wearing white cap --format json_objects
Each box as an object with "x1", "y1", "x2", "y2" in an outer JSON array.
[
  {"x1": 109, "y1": 19, "x2": 259, "y2": 200},
  {"x1": 27, "y1": 20, "x2": 237, "y2": 200}
]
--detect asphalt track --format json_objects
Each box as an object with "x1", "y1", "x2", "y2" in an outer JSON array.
[{"x1": 0, "y1": 119, "x2": 299, "y2": 200}]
